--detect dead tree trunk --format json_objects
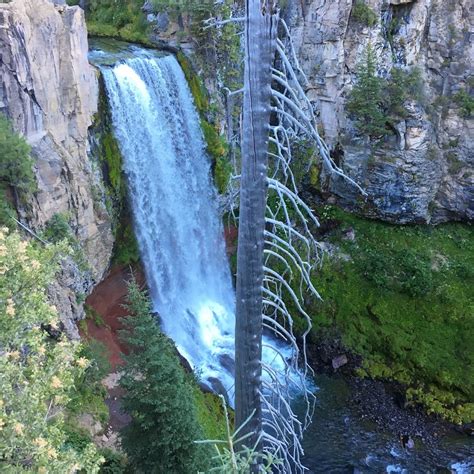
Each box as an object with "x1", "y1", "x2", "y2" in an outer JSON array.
[{"x1": 235, "y1": 0, "x2": 278, "y2": 455}]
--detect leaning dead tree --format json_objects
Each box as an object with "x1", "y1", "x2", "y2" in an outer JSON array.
[{"x1": 209, "y1": 0, "x2": 365, "y2": 471}]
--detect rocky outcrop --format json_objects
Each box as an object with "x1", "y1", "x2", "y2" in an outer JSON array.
[
  {"x1": 0, "y1": 0, "x2": 113, "y2": 335},
  {"x1": 285, "y1": 0, "x2": 473, "y2": 223}
]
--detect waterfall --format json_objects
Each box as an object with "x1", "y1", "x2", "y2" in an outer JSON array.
[
  {"x1": 99, "y1": 49, "x2": 292, "y2": 399},
  {"x1": 101, "y1": 54, "x2": 236, "y2": 393}
]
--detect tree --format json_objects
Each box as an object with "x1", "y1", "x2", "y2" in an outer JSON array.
[
  {"x1": 346, "y1": 44, "x2": 388, "y2": 139},
  {"x1": 0, "y1": 229, "x2": 103, "y2": 472},
  {"x1": 119, "y1": 280, "x2": 208, "y2": 473},
  {"x1": 0, "y1": 114, "x2": 36, "y2": 227},
  {"x1": 231, "y1": 1, "x2": 365, "y2": 471}
]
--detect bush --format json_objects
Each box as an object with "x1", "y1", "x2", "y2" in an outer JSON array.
[
  {"x1": 0, "y1": 230, "x2": 103, "y2": 471},
  {"x1": 84, "y1": 0, "x2": 151, "y2": 44},
  {"x1": 453, "y1": 88, "x2": 474, "y2": 118},
  {"x1": 0, "y1": 114, "x2": 35, "y2": 193},
  {"x1": 67, "y1": 339, "x2": 111, "y2": 423},
  {"x1": 43, "y1": 212, "x2": 72, "y2": 243},
  {"x1": 352, "y1": 0, "x2": 377, "y2": 27}
]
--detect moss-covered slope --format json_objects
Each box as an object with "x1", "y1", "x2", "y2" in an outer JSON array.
[{"x1": 308, "y1": 207, "x2": 473, "y2": 424}]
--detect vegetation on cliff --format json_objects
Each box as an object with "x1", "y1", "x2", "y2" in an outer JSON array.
[
  {"x1": 68, "y1": 0, "x2": 151, "y2": 44},
  {"x1": 0, "y1": 230, "x2": 103, "y2": 472},
  {"x1": 0, "y1": 114, "x2": 35, "y2": 228},
  {"x1": 347, "y1": 45, "x2": 422, "y2": 140}
]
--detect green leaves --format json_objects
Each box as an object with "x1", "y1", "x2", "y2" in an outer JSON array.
[
  {"x1": 0, "y1": 114, "x2": 34, "y2": 194},
  {"x1": 0, "y1": 230, "x2": 103, "y2": 471},
  {"x1": 346, "y1": 47, "x2": 423, "y2": 141},
  {"x1": 346, "y1": 45, "x2": 388, "y2": 139}
]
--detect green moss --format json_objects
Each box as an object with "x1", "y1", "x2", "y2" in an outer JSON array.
[
  {"x1": 176, "y1": 54, "x2": 233, "y2": 194},
  {"x1": 308, "y1": 207, "x2": 474, "y2": 423},
  {"x1": 192, "y1": 387, "x2": 229, "y2": 441},
  {"x1": 102, "y1": 131, "x2": 122, "y2": 193},
  {"x1": 200, "y1": 120, "x2": 232, "y2": 194},
  {"x1": 215, "y1": 155, "x2": 232, "y2": 194},
  {"x1": 177, "y1": 52, "x2": 209, "y2": 114},
  {"x1": 93, "y1": 75, "x2": 125, "y2": 226},
  {"x1": 112, "y1": 221, "x2": 140, "y2": 266}
]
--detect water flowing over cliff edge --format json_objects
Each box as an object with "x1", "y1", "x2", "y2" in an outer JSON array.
[{"x1": 93, "y1": 45, "x2": 291, "y2": 397}]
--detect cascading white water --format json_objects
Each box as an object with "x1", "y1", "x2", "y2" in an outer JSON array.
[
  {"x1": 100, "y1": 50, "x2": 291, "y2": 398},
  {"x1": 102, "y1": 54, "x2": 236, "y2": 393}
]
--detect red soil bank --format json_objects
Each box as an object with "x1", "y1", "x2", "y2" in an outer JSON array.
[
  {"x1": 224, "y1": 223, "x2": 238, "y2": 256},
  {"x1": 81, "y1": 265, "x2": 145, "y2": 370}
]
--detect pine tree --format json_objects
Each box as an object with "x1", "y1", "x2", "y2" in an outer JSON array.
[
  {"x1": 119, "y1": 280, "x2": 207, "y2": 473},
  {"x1": 346, "y1": 44, "x2": 388, "y2": 139}
]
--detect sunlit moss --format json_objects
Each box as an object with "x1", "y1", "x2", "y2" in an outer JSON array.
[
  {"x1": 305, "y1": 207, "x2": 474, "y2": 423},
  {"x1": 177, "y1": 52, "x2": 209, "y2": 114}
]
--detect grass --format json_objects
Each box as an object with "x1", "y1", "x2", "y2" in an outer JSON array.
[{"x1": 304, "y1": 206, "x2": 474, "y2": 423}]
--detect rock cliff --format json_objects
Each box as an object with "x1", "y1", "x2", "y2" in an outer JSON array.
[
  {"x1": 285, "y1": 0, "x2": 473, "y2": 223},
  {"x1": 0, "y1": 0, "x2": 113, "y2": 335}
]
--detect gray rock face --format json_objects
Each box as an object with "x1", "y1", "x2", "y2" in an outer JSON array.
[
  {"x1": 0, "y1": 0, "x2": 113, "y2": 336},
  {"x1": 286, "y1": 0, "x2": 473, "y2": 223}
]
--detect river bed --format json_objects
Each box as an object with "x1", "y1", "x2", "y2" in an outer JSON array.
[{"x1": 299, "y1": 375, "x2": 473, "y2": 473}]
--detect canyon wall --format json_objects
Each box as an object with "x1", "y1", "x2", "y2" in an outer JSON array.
[
  {"x1": 0, "y1": 0, "x2": 113, "y2": 335},
  {"x1": 285, "y1": 0, "x2": 473, "y2": 223}
]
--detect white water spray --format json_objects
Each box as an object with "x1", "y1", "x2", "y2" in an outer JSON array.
[{"x1": 101, "y1": 52, "x2": 291, "y2": 398}]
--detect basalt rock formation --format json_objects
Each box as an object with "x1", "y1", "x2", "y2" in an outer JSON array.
[
  {"x1": 285, "y1": 0, "x2": 473, "y2": 223},
  {"x1": 0, "y1": 0, "x2": 113, "y2": 336}
]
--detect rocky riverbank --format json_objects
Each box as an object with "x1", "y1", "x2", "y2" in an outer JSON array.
[{"x1": 306, "y1": 335, "x2": 473, "y2": 453}]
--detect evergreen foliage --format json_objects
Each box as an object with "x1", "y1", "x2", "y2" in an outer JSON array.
[
  {"x1": 0, "y1": 114, "x2": 35, "y2": 227},
  {"x1": 346, "y1": 45, "x2": 388, "y2": 139},
  {"x1": 0, "y1": 229, "x2": 103, "y2": 471},
  {"x1": 347, "y1": 47, "x2": 423, "y2": 141},
  {"x1": 119, "y1": 280, "x2": 208, "y2": 473},
  {"x1": 386, "y1": 67, "x2": 422, "y2": 119},
  {"x1": 351, "y1": 0, "x2": 378, "y2": 27},
  {"x1": 0, "y1": 114, "x2": 34, "y2": 193}
]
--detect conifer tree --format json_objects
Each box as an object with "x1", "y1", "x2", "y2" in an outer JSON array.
[
  {"x1": 119, "y1": 280, "x2": 207, "y2": 474},
  {"x1": 346, "y1": 44, "x2": 388, "y2": 139}
]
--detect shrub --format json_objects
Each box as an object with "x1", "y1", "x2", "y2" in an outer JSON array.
[
  {"x1": 0, "y1": 114, "x2": 35, "y2": 194},
  {"x1": 352, "y1": 0, "x2": 378, "y2": 27},
  {"x1": 43, "y1": 212, "x2": 72, "y2": 243},
  {"x1": 453, "y1": 88, "x2": 474, "y2": 118},
  {"x1": 0, "y1": 230, "x2": 103, "y2": 471}
]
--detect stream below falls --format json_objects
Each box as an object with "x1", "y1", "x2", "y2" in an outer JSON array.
[{"x1": 298, "y1": 375, "x2": 473, "y2": 473}]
